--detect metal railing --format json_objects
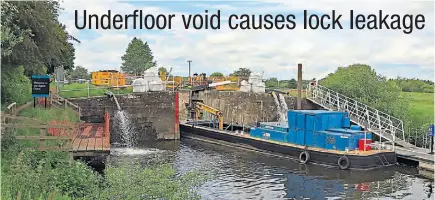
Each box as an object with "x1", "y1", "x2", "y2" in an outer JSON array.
[
  {"x1": 306, "y1": 84, "x2": 407, "y2": 150},
  {"x1": 405, "y1": 127, "x2": 432, "y2": 150}
]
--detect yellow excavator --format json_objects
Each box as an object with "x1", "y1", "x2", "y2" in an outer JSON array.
[{"x1": 193, "y1": 102, "x2": 224, "y2": 130}]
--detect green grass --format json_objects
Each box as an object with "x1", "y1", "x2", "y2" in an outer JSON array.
[
  {"x1": 403, "y1": 92, "x2": 434, "y2": 127},
  {"x1": 2, "y1": 106, "x2": 206, "y2": 200},
  {"x1": 19, "y1": 106, "x2": 79, "y2": 122},
  {"x1": 4, "y1": 107, "x2": 80, "y2": 151},
  {"x1": 55, "y1": 83, "x2": 133, "y2": 98}
]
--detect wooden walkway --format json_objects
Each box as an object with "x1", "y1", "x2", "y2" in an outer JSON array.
[{"x1": 71, "y1": 123, "x2": 110, "y2": 156}]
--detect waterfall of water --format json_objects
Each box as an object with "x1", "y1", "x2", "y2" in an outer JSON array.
[
  {"x1": 278, "y1": 93, "x2": 288, "y2": 121},
  {"x1": 272, "y1": 92, "x2": 286, "y2": 122},
  {"x1": 113, "y1": 110, "x2": 135, "y2": 147}
]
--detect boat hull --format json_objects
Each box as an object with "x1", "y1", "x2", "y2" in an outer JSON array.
[{"x1": 180, "y1": 123, "x2": 397, "y2": 170}]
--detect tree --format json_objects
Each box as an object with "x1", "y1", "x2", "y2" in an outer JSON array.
[
  {"x1": 1, "y1": 1, "x2": 78, "y2": 75},
  {"x1": 1, "y1": 1, "x2": 78, "y2": 104},
  {"x1": 265, "y1": 77, "x2": 278, "y2": 88},
  {"x1": 390, "y1": 77, "x2": 434, "y2": 93},
  {"x1": 210, "y1": 72, "x2": 224, "y2": 77},
  {"x1": 121, "y1": 37, "x2": 156, "y2": 75},
  {"x1": 158, "y1": 67, "x2": 168, "y2": 76},
  {"x1": 230, "y1": 68, "x2": 251, "y2": 77},
  {"x1": 66, "y1": 66, "x2": 89, "y2": 80},
  {"x1": 1, "y1": 66, "x2": 32, "y2": 105},
  {"x1": 1, "y1": 2, "x2": 28, "y2": 58},
  {"x1": 319, "y1": 64, "x2": 410, "y2": 126},
  {"x1": 288, "y1": 78, "x2": 297, "y2": 89},
  {"x1": 143, "y1": 41, "x2": 157, "y2": 67}
]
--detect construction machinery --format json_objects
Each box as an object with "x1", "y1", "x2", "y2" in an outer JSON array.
[
  {"x1": 186, "y1": 96, "x2": 223, "y2": 130},
  {"x1": 194, "y1": 102, "x2": 224, "y2": 130}
]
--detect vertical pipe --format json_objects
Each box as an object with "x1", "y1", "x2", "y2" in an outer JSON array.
[{"x1": 297, "y1": 63, "x2": 302, "y2": 110}]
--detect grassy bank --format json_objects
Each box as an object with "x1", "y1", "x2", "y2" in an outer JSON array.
[
  {"x1": 403, "y1": 92, "x2": 434, "y2": 128},
  {"x1": 55, "y1": 83, "x2": 132, "y2": 98},
  {"x1": 404, "y1": 92, "x2": 434, "y2": 119},
  {"x1": 1, "y1": 107, "x2": 206, "y2": 200}
]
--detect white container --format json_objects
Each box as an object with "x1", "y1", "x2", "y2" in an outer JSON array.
[
  {"x1": 149, "y1": 80, "x2": 165, "y2": 91},
  {"x1": 239, "y1": 80, "x2": 251, "y2": 92},
  {"x1": 132, "y1": 78, "x2": 148, "y2": 93},
  {"x1": 248, "y1": 72, "x2": 263, "y2": 85},
  {"x1": 252, "y1": 82, "x2": 265, "y2": 93}
]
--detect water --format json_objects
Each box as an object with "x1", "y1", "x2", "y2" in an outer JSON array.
[
  {"x1": 272, "y1": 92, "x2": 288, "y2": 122},
  {"x1": 278, "y1": 93, "x2": 288, "y2": 121},
  {"x1": 113, "y1": 110, "x2": 135, "y2": 147},
  {"x1": 272, "y1": 92, "x2": 286, "y2": 122},
  {"x1": 107, "y1": 139, "x2": 434, "y2": 200}
]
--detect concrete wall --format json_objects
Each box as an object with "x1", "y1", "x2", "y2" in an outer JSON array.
[
  {"x1": 179, "y1": 91, "x2": 321, "y2": 126},
  {"x1": 69, "y1": 92, "x2": 179, "y2": 144}
]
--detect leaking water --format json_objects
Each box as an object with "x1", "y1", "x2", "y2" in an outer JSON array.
[
  {"x1": 111, "y1": 147, "x2": 163, "y2": 156},
  {"x1": 113, "y1": 110, "x2": 135, "y2": 147},
  {"x1": 108, "y1": 92, "x2": 136, "y2": 147},
  {"x1": 278, "y1": 93, "x2": 288, "y2": 121},
  {"x1": 272, "y1": 92, "x2": 287, "y2": 122}
]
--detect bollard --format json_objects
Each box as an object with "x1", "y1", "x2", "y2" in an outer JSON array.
[
  {"x1": 430, "y1": 136, "x2": 434, "y2": 154},
  {"x1": 297, "y1": 63, "x2": 302, "y2": 110}
]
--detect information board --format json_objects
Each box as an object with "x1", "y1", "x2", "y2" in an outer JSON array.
[{"x1": 31, "y1": 75, "x2": 50, "y2": 98}]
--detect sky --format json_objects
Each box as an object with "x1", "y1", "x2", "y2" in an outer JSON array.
[{"x1": 59, "y1": 0, "x2": 435, "y2": 80}]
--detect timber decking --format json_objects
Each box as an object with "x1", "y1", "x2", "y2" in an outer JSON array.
[{"x1": 72, "y1": 123, "x2": 110, "y2": 156}]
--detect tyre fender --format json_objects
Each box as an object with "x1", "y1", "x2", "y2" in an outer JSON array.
[
  {"x1": 338, "y1": 156, "x2": 350, "y2": 170},
  {"x1": 299, "y1": 151, "x2": 310, "y2": 164}
]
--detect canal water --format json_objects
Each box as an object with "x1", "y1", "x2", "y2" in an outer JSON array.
[{"x1": 109, "y1": 139, "x2": 434, "y2": 200}]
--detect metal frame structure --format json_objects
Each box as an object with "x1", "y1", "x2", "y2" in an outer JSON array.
[{"x1": 305, "y1": 84, "x2": 416, "y2": 151}]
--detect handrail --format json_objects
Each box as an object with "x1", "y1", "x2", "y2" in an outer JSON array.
[
  {"x1": 6, "y1": 102, "x2": 17, "y2": 115},
  {"x1": 7, "y1": 102, "x2": 16, "y2": 110},
  {"x1": 306, "y1": 84, "x2": 405, "y2": 144},
  {"x1": 312, "y1": 85, "x2": 404, "y2": 125}
]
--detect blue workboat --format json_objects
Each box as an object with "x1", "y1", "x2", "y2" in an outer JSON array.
[{"x1": 180, "y1": 110, "x2": 397, "y2": 170}]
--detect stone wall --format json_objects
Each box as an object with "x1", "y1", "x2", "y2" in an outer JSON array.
[
  {"x1": 69, "y1": 92, "x2": 179, "y2": 144},
  {"x1": 178, "y1": 91, "x2": 322, "y2": 126}
]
